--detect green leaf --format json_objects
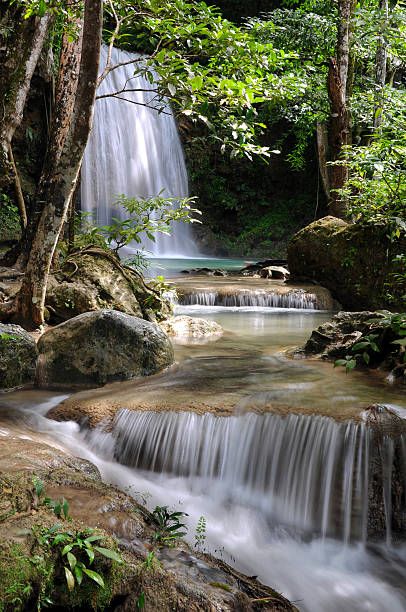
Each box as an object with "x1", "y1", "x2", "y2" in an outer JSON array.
[
  {"x1": 62, "y1": 544, "x2": 73, "y2": 556},
  {"x1": 94, "y1": 547, "x2": 123, "y2": 563},
  {"x1": 85, "y1": 547, "x2": 95, "y2": 564},
  {"x1": 67, "y1": 552, "x2": 77, "y2": 570},
  {"x1": 64, "y1": 567, "x2": 75, "y2": 591},
  {"x1": 84, "y1": 535, "x2": 103, "y2": 543},
  {"x1": 392, "y1": 338, "x2": 406, "y2": 346},
  {"x1": 82, "y1": 568, "x2": 105, "y2": 588},
  {"x1": 74, "y1": 564, "x2": 83, "y2": 586}
]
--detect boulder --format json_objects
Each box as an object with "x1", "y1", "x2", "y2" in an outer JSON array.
[
  {"x1": 46, "y1": 250, "x2": 170, "y2": 323},
  {"x1": 160, "y1": 315, "x2": 223, "y2": 343},
  {"x1": 301, "y1": 311, "x2": 405, "y2": 383},
  {"x1": 0, "y1": 323, "x2": 38, "y2": 390},
  {"x1": 36, "y1": 309, "x2": 174, "y2": 388},
  {"x1": 288, "y1": 216, "x2": 405, "y2": 310},
  {"x1": 259, "y1": 265, "x2": 290, "y2": 280}
]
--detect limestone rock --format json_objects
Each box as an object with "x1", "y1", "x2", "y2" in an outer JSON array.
[
  {"x1": 259, "y1": 265, "x2": 290, "y2": 280},
  {"x1": 288, "y1": 216, "x2": 405, "y2": 310},
  {"x1": 160, "y1": 315, "x2": 223, "y2": 343},
  {"x1": 37, "y1": 309, "x2": 174, "y2": 388},
  {"x1": 0, "y1": 323, "x2": 38, "y2": 390},
  {"x1": 46, "y1": 250, "x2": 170, "y2": 323}
]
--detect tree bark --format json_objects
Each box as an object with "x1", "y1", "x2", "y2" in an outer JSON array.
[
  {"x1": 327, "y1": 0, "x2": 355, "y2": 218},
  {"x1": 11, "y1": 0, "x2": 103, "y2": 329},
  {"x1": 316, "y1": 122, "x2": 330, "y2": 201},
  {"x1": 17, "y1": 19, "x2": 84, "y2": 269},
  {"x1": 0, "y1": 6, "x2": 51, "y2": 191}
]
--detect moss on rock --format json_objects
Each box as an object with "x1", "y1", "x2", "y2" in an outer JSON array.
[
  {"x1": 0, "y1": 323, "x2": 38, "y2": 390},
  {"x1": 288, "y1": 216, "x2": 405, "y2": 310}
]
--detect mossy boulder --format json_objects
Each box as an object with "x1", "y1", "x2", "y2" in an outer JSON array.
[
  {"x1": 36, "y1": 309, "x2": 174, "y2": 388},
  {"x1": 46, "y1": 250, "x2": 171, "y2": 324},
  {"x1": 288, "y1": 216, "x2": 405, "y2": 310},
  {"x1": 0, "y1": 323, "x2": 38, "y2": 390}
]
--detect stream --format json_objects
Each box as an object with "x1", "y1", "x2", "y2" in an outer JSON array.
[{"x1": 1, "y1": 301, "x2": 406, "y2": 611}]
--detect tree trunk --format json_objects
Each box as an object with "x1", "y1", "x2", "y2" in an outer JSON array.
[
  {"x1": 17, "y1": 20, "x2": 84, "y2": 269},
  {"x1": 11, "y1": 0, "x2": 103, "y2": 329},
  {"x1": 373, "y1": 0, "x2": 388, "y2": 131},
  {"x1": 316, "y1": 122, "x2": 330, "y2": 201},
  {"x1": 0, "y1": 6, "x2": 50, "y2": 191},
  {"x1": 327, "y1": 0, "x2": 355, "y2": 218}
]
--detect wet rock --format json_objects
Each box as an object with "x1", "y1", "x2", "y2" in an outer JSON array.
[
  {"x1": 288, "y1": 216, "x2": 405, "y2": 310},
  {"x1": 302, "y1": 311, "x2": 406, "y2": 383},
  {"x1": 36, "y1": 309, "x2": 174, "y2": 388},
  {"x1": 46, "y1": 250, "x2": 171, "y2": 324},
  {"x1": 0, "y1": 323, "x2": 38, "y2": 390},
  {"x1": 181, "y1": 267, "x2": 228, "y2": 276},
  {"x1": 363, "y1": 406, "x2": 406, "y2": 541},
  {"x1": 259, "y1": 266, "x2": 290, "y2": 280},
  {"x1": 303, "y1": 311, "x2": 376, "y2": 358},
  {"x1": 240, "y1": 259, "x2": 288, "y2": 277},
  {"x1": 160, "y1": 315, "x2": 223, "y2": 343},
  {"x1": 0, "y1": 432, "x2": 297, "y2": 611}
]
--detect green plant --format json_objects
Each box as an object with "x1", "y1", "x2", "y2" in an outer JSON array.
[
  {"x1": 194, "y1": 516, "x2": 206, "y2": 551},
  {"x1": 34, "y1": 525, "x2": 122, "y2": 592},
  {"x1": 33, "y1": 477, "x2": 70, "y2": 519},
  {"x1": 151, "y1": 506, "x2": 188, "y2": 546}
]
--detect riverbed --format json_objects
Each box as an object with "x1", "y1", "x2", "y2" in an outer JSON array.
[{"x1": 1, "y1": 303, "x2": 406, "y2": 611}]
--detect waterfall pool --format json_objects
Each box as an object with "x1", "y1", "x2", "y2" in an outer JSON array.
[{"x1": 1, "y1": 306, "x2": 405, "y2": 611}]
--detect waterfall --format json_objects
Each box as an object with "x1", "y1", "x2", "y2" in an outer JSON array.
[
  {"x1": 81, "y1": 46, "x2": 198, "y2": 257},
  {"x1": 177, "y1": 289, "x2": 320, "y2": 309},
  {"x1": 101, "y1": 409, "x2": 406, "y2": 543}
]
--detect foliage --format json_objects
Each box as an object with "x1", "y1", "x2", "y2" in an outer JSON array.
[
  {"x1": 31, "y1": 477, "x2": 123, "y2": 595},
  {"x1": 34, "y1": 525, "x2": 122, "y2": 593},
  {"x1": 101, "y1": 0, "x2": 304, "y2": 159},
  {"x1": 333, "y1": 136, "x2": 406, "y2": 237},
  {"x1": 194, "y1": 515, "x2": 206, "y2": 551},
  {"x1": 151, "y1": 505, "x2": 188, "y2": 546},
  {"x1": 69, "y1": 194, "x2": 200, "y2": 255},
  {"x1": 0, "y1": 192, "x2": 21, "y2": 241},
  {"x1": 334, "y1": 312, "x2": 406, "y2": 373}
]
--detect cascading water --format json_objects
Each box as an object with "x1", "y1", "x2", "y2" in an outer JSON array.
[
  {"x1": 90, "y1": 409, "x2": 406, "y2": 545},
  {"x1": 177, "y1": 289, "x2": 320, "y2": 309},
  {"x1": 81, "y1": 46, "x2": 198, "y2": 257}
]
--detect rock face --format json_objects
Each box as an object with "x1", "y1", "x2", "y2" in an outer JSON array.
[
  {"x1": 0, "y1": 323, "x2": 38, "y2": 390},
  {"x1": 37, "y1": 310, "x2": 174, "y2": 388},
  {"x1": 288, "y1": 216, "x2": 405, "y2": 310},
  {"x1": 46, "y1": 250, "x2": 171, "y2": 323},
  {"x1": 160, "y1": 315, "x2": 223, "y2": 343}
]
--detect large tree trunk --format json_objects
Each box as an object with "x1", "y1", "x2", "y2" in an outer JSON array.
[
  {"x1": 327, "y1": 0, "x2": 355, "y2": 218},
  {"x1": 373, "y1": 0, "x2": 388, "y2": 131},
  {"x1": 11, "y1": 0, "x2": 103, "y2": 329},
  {"x1": 0, "y1": 5, "x2": 50, "y2": 202},
  {"x1": 17, "y1": 20, "x2": 84, "y2": 270}
]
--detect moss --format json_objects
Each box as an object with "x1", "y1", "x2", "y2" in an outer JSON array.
[{"x1": 210, "y1": 581, "x2": 233, "y2": 592}]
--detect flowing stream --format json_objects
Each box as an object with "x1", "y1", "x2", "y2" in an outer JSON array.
[{"x1": 1, "y1": 306, "x2": 406, "y2": 611}]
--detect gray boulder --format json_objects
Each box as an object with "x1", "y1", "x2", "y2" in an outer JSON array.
[
  {"x1": 37, "y1": 310, "x2": 174, "y2": 388},
  {"x1": 0, "y1": 323, "x2": 38, "y2": 390}
]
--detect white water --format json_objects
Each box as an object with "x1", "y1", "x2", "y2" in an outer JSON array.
[
  {"x1": 178, "y1": 289, "x2": 320, "y2": 309},
  {"x1": 2, "y1": 394, "x2": 405, "y2": 612},
  {"x1": 2, "y1": 306, "x2": 406, "y2": 612},
  {"x1": 81, "y1": 46, "x2": 198, "y2": 256}
]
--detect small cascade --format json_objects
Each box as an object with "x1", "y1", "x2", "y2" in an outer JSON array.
[
  {"x1": 81, "y1": 46, "x2": 198, "y2": 256},
  {"x1": 177, "y1": 289, "x2": 320, "y2": 309},
  {"x1": 106, "y1": 409, "x2": 406, "y2": 543}
]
